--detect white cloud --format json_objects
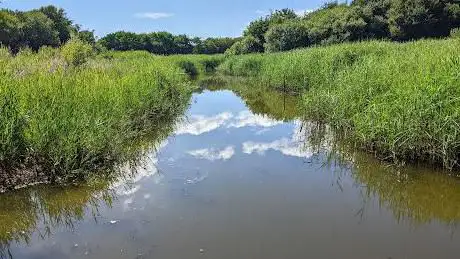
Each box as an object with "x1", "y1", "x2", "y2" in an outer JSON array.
[
  {"x1": 256, "y1": 10, "x2": 268, "y2": 15},
  {"x1": 294, "y1": 9, "x2": 314, "y2": 16},
  {"x1": 175, "y1": 112, "x2": 233, "y2": 136},
  {"x1": 255, "y1": 9, "x2": 314, "y2": 17},
  {"x1": 227, "y1": 111, "x2": 282, "y2": 129},
  {"x1": 188, "y1": 146, "x2": 235, "y2": 161},
  {"x1": 134, "y1": 12, "x2": 174, "y2": 20}
]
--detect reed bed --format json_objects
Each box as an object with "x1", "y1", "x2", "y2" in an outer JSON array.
[{"x1": 219, "y1": 39, "x2": 460, "y2": 169}]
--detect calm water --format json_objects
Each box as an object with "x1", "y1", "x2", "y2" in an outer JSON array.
[{"x1": 2, "y1": 86, "x2": 460, "y2": 259}]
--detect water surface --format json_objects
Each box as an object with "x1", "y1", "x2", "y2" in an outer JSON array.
[{"x1": 1, "y1": 86, "x2": 460, "y2": 259}]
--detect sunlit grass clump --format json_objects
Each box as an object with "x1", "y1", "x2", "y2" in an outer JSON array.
[
  {"x1": 219, "y1": 39, "x2": 460, "y2": 169},
  {"x1": 0, "y1": 46, "x2": 192, "y2": 186}
]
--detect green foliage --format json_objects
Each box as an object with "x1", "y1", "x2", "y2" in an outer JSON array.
[
  {"x1": 20, "y1": 11, "x2": 60, "y2": 51},
  {"x1": 38, "y1": 5, "x2": 74, "y2": 44},
  {"x1": 61, "y1": 38, "x2": 94, "y2": 66},
  {"x1": 98, "y1": 31, "x2": 237, "y2": 55},
  {"x1": 0, "y1": 50, "x2": 192, "y2": 183},
  {"x1": 225, "y1": 36, "x2": 261, "y2": 55},
  {"x1": 219, "y1": 39, "x2": 460, "y2": 169},
  {"x1": 192, "y1": 37, "x2": 240, "y2": 54},
  {"x1": 451, "y1": 27, "x2": 460, "y2": 38},
  {"x1": 0, "y1": 10, "x2": 22, "y2": 52},
  {"x1": 0, "y1": 5, "x2": 81, "y2": 52},
  {"x1": 177, "y1": 60, "x2": 198, "y2": 77},
  {"x1": 236, "y1": 1, "x2": 460, "y2": 54},
  {"x1": 388, "y1": 0, "x2": 460, "y2": 40},
  {"x1": 77, "y1": 30, "x2": 96, "y2": 45},
  {"x1": 264, "y1": 21, "x2": 309, "y2": 52},
  {"x1": 243, "y1": 8, "x2": 299, "y2": 52}
]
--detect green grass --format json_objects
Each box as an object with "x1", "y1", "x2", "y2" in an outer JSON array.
[
  {"x1": 0, "y1": 48, "x2": 193, "y2": 187},
  {"x1": 219, "y1": 39, "x2": 460, "y2": 169}
]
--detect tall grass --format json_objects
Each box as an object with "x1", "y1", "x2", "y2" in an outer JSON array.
[
  {"x1": 219, "y1": 39, "x2": 460, "y2": 169},
  {"x1": 0, "y1": 48, "x2": 192, "y2": 187}
]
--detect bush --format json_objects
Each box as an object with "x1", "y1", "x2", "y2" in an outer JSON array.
[
  {"x1": 264, "y1": 22, "x2": 310, "y2": 52},
  {"x1": 61, "y1": 38, "x2": 93, "y2": 66},
  {"x1": 225, "y1": 36, "x2": 261, "y2": 55},
  {"x1": 177, "y1": 60, "x2": 198, "y2": 77},
  {"x1": 451, "y1": 28, "x2": 460, "y2": 38}
]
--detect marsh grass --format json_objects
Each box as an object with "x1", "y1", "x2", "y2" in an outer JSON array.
[
  {"x1": 0, "y1": 48, "x2": 192, "y2": 188},
  {"x1": 219, "y1": 39, "x2": 460, "y2": 169}
]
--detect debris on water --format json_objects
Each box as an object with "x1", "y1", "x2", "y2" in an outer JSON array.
[{"x1": 199, "y1": 248, "x2": 205, "y2": 253}]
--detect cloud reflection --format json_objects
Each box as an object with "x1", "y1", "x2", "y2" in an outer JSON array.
[
  {"x1": 242, "y1": 122, "x2": 313, "y2": 158},
  {"x1": 176, "y1": 111, "x2": 282, "y2": 136},
  {"x1": 188, "y1": 146, "x2": 235, "y2": 161}
]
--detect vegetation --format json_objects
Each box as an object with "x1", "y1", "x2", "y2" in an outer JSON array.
[
  {"x1": 98, "y1": 31, "x2": 238, "y2": 55},
  {"x1": 229, "y1": 0, "x2": 460, "y2": 54},
  {"x1": 0, "y1": 45, "x2": 197, "y2": 189},
  {"x1": 219, "y1": 38, "x2": 460, "y2": 170}
]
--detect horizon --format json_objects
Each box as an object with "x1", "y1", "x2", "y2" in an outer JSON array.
[{"x1": 0, "y1": 0, "x2": 329, "y2": 38}]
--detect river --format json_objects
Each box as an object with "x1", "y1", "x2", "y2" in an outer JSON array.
[{"x1": 1, "y1": 84, "x2": 460, "y2": 259}]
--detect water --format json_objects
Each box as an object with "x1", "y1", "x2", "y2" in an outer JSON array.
[{"x1": 1, "y1": 86, "x2": 460, "y2": 259}]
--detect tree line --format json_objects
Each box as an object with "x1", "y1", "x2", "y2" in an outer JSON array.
[
  {"x1": 0, "y1": 5, "x2": 95, "y2": 52},
  {"x1": 227, "y1": 0, "x2": 460, "y2": 54},
  {"x1": 98, "y1": 31, "x2": 239, "y2": 55},
  {"x1": 0, "y1": 5, "x2": 239, "y2": 55}
]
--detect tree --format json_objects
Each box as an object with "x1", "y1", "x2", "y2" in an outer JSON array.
[
  {"x1": 77, "y1": 30, "x2": 96, "y2": 45},
  {"x1": 243, "y1": 8, "x2": 298, "y2": 53},
  {"x1": 20, "y1": 11, "x2": 60, "y2": 51},
  {"x1": 264, "y1": 21, "x2": 310, "y2": 52},
  {"x1": 0, "y1": 10, "x2": 22, "y2": 51},
  {"x1": 38, "y1": 5, "x2": 73, "y2": 44},
  {"x1": 225, "y1": 36, "x2": 260, "y2": 55},
  {"x1": 352, "y1": 0, "x2": 391, "y2": 39},
  {"x1": 244, "y1": 18, "x2": 269, "y2": 52},
  {"x1": 388, "y1": 0, "x2": 460, "y2": 40}
]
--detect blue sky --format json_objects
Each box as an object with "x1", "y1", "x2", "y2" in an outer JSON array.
[{"x1": 2, "y1": 0, "x2": 327, "y2": 38}]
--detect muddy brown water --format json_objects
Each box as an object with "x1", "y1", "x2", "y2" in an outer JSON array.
[{"x1": 1, "y1": 87, "x2": 460, "y2": 259}]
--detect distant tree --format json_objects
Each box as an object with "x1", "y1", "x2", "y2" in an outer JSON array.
[
  {"x1": 77, "y1": 30, "x2": 96, "y2": 45},
  {"x1": 173, "y1": 34, "x2": 193, "y2": 54},
  {"x1": 225, "y1": 36, "x2": 260, "y2": 55},
  {"x1": 352, "y1": 0, "x2": 391, "y2": 39},
  {"x1": 243, "y1": 8, "x2": 298, "y2": 52},
  {"x1": 388, "y1": 0, "x2": 460, "y2": 40},
  {"x1": 38, "y1": 5, "x2": 74, "y2": 44},
  {"x1": 20, "y1": 11, "x2": 60, "y2": 51},
  {"x1": 264, "y1": 21, "x2": 310, "y2": 52},
  {"x1": 244, "y1": 18, "x2": 270, "y2": 52},
  {"x1": 0, "y1": 10, "x2": 22, "y2": 51}
]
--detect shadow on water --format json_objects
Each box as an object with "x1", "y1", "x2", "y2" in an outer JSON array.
[{"x1": 1, "y1": 77, "x2": 460, "y2": 258}]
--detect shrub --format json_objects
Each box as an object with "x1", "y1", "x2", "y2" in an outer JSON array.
[
  {"x1": 177, "y1": 60, "x2": 198, "y2": 77},
  {"x1": 264, "y1": 22, "x2": 310, "y2": 52},
  {"x1": 225, "y1": 36, "x2": 261, "y2": 55},
  {"x1": 451, "y1": 28, "x2": 460, "y2": 38},
  {"x1": 61, "y1": 38, "x2": 93, "y2": 66}
]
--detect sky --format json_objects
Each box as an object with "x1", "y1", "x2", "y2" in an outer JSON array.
[{"x1": 1, "y1": 0, "x2": 326, "y2": 38}]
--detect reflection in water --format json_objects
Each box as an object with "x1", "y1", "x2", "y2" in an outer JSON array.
[
  {"x1": 1, "y1": 78, "x2": 460, "y2": 258},
  {"x1": 352, "y1": 153, "x2": 460, "y2": 225},
  {"x1": 0, "y1": 184, "x2": 114, "y2": 258},
  {"x1": 300, "y1": 120, "x2": 460, "y2": 226}
]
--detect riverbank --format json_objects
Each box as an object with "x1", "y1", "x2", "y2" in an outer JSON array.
[
  {"x1": 219, "y1": 39, "x2": 460, "y2": 170},
  {"x1": 0, "y1": 49, "x2": 196, "y2": 190}
]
